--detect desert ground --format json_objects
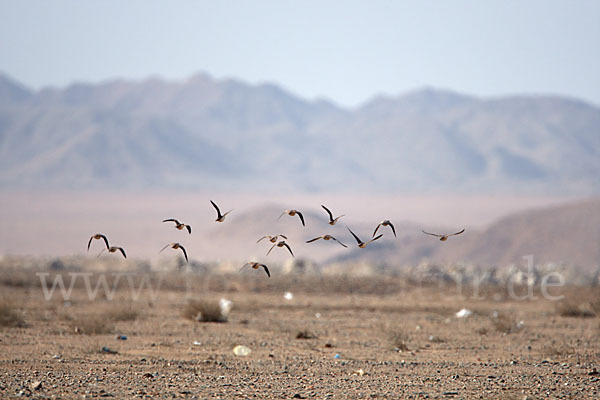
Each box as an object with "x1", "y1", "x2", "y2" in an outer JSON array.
[{"x1": 1, "y1": 267, "x2": 599, "y2": 399}]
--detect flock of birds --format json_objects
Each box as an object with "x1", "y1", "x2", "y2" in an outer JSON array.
[{"x1": 87, "y1": 201, "x2": 465, "y2": 278}]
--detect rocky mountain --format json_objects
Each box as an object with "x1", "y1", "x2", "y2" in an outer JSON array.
[{"x1": 1, "y1": 72, "x2": 599, "y2": 193}]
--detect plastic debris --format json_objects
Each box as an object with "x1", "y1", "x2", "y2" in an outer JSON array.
[
  {"x1": 353, "y1": 369, "x2": 365, "y2": 376},
  {"x1": 233, "y1": 345, "x2": 251, "y2": 356},
  {"x1": 315, "y1": 313, "x2": 321, "y2": 318},
  {"x1": 101, "y1": 346, "x2": 118, "y2": 354},
  {"x1": 334, "y1": 353, "x2": 341, "y2": 359},
  {"x1": 284, "y1": 292, "x2": 294, "y2": 300},
  {"x1": 455, "y1": 308, "x2": 473, "y2": 318},
  {"x1": 116, "y1": 335, "x2": 127, "y2": 340},
  {"x1": 219, "y1": 298, "x2": 233, "y2": 318},
  {"x1": 193, "y1": 341, "x2": 202, "y2": 346}
]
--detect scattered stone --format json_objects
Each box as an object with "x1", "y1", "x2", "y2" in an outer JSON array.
[{"x1": 31, "y1": 381, "x2": 42, "y2": 390}]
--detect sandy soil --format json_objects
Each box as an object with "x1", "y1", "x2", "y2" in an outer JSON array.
[{"x1": 1, "y1": 272, "x2": 599, "y2": 399}]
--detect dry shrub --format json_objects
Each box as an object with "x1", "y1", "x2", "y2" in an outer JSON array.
[
  {"x1": 476, "y1": 327, "x2": 488, "y2": 335},
  {"x1": 389, "y1": 330, "x2": 410, "y2": 351},
  {"x1": 70, "y1": 314, "x2": 114, "y2": 335},
  {"x1": 183, "y1": 299, "x2": 228, "y2": 323},
  {"x1": 543, "y1": 344, "x2": 575, "y2": 357},
  {"x1": 296, "y1": 329, "x2": 317, "y2": 339},
  {"x1": 491, "y1": 312, "x2": 523, "y2": 334},
  {"x1": 0, "y1": 301, "x2": 26, "y2": 327},
  {"x1": 555, "y1": 301, "x2": 595, "y2": 318}
]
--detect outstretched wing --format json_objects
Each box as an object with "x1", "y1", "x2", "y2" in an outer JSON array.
[
  {"x1": 306, "y1": 237, "x2": 321, "y2": 243},
  {"x1": 422, "y1": 230, "x2": 442, "y2": 238},
  {"x1": 117, "y1": 247, "x2": 127, "y2": 259},
  {"x1": 87, "y1": 236, "x2": 94, "y2": 251},
  {"x1": 96, "y1": 248, "x2": 106, "y2": 258},
  {"x1": 332, "y1": 237, "x2": 348, "y2": 248},
  {"x1": 163, "y1": 218, "x2": 178, "y2": 224},
  {"x1": 256, "y1": 236, "x2": 268, "y2": 243},
  {"x1": 388, "y1": 221, "x2": 397, "y2": 238},
  {"x1": 277, "y1": 211, "x2": 287, "y2": 221},
  {"x1": 210, "y1": 200, "x2": 222, "y2": 218},
  {"x1": 296, "y1": 211, "x2": 305, "y2": 226},
  {"x1": 239, "y1": 262, "x2": 251, "y2": 272},
  {"x1": 261, "y1": 264, "x2": 271, "y2": 278},
  {"x1": 449, "y1": 228, "x2": 465, "y2": 236},
  {"x1": 266, "y1": 243, "x2": 277, "y2": 256},
  {"x1": 279, "y1": 234, "x2": 288, "y2": 240},
  {"x1": 372, "y1": 223, "x2": 382, "y2": 238},
  {"x1": 159, "y1": 243, "x2": 172, "y2": 253},
  {"x1": 347, "y1": 227, "x2": 362, "y2": 245},
  {"x1": 186, "y1": 225, "x2": 192, "y2": 234},
  {"x1": 367, "y1": 234, "x2": 384, "y2": 244},
  {"x1": 283, "y1": 242, "x2": 294, "y2": 257},
  {"x1": 321, "y1": 205, "x2": 334, "y2": 222},
  {"x1": 179, "y1": 245, "x2": 188, "y2": 262}
]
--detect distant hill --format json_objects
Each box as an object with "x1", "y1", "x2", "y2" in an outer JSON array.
[
  {"x1": 330, "y1": 198, "x2": 600, "y2": 271},
  {"x1": 1, "y1": 72, "x2": 599, "y2": 193}
]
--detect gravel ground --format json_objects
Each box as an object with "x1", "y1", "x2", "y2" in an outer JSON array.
[{"x1": 1, "y1": 274, "x2": 599, "y2": 399}]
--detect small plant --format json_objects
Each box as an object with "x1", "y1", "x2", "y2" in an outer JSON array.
[
  {"x1": 491, "y1": 312, "x2": 524, "y2": 334},
  {"x1": 0, "y1": 301, "x2": 26, "y2": 327},
  {"x1": 296, "y1": 329, "x2": 317, "y2": 339},
  {"x1": 556, "y1": 301, "x2": 595, "y2": 318},
  {"x1": 183, "y1": 299, "x2": 229, "y2": 323},
  {"x1": 389, "y1": 330, "x2": 410, "y2": 351},
  {"x1": 106, "y1": 307, "x2": 140, "y2": 322}
]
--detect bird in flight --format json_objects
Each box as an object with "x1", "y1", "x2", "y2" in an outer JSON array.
[
  {"x1": 239, "y1": 261, "x2": 270, "y2": 278},
  {"x1": 160, "y1": 242, "x2": 189, "y2": 262},
  {"x1": 88, "y1": 234, "x2": 110, "y2": 251},
  {"x1": 278, "y1": 209, "x2": 305, "y2": 226},
  {"x1": 347, "y1": 227, "x2": 383, "y2": 248},
  {"x1": 163, "y1": 218, "x2": 191, "y2": 234},
  {"x1": 306, "y1": 235, "x2": 347, "y2": 248},
  {"x1": 256, "y1": 234, "x2": 288, "y2": 243},
  {"x1": 422, "y1": 228, "x2": 465, "y2": 241},
  {"x1": 97, "y1": 246, "x2": 127, "y2": 259},
  {"x1": 321, "y1": 205, "x2": 345, "y2": 225},
  {"x1": 210, "y1": 200, "x2": 232, "y2": 222},
  {"x1": 373, "y1": 220, "x2": 396, "y2": 238},
  {"x1": 267, "y1": 241, "x2": 294, "y2": 257}
]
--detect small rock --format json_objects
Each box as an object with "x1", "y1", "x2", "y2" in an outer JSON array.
[{"x1": 31, "y1": 381, "x2": 42, "y2": 390}]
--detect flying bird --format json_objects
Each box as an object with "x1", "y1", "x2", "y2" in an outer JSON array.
[
  {"x1": 97, "y1": 246, "x2": 127, "y2": 259},
  {"x1": 239, "y1": 261, "x2": 270, "y2": 278},
  {"x1": 347, "y1": 227, "x2": 383, "y2": 248},
  {"x1": 160, "y1": 242, "x2": 189, "y2": 262},
  {"x1": 306, "y1": 235, "x2": 347, "y2": 248},
  {"x1": 256, "y1": 234, "x2": 288, "y2": 243},
  {"x1": 210, "y1": 200, "x2": 232, "y2": 222},
  {"x1": 422, "y1": 228, "x2": 465, "y2": 241},
  {"x1": 278, "y1": 209, "x2": 305, "y2": 226},
  {"x1": 267, "y1": 241, "x2": 294, "y2": 257},
  {"x1": 88, "y1": 234, "x2": 110, "y2": 251},
  {"x1": 321, "y1": 205, "x2": 345, "y2": 225},
  {"x1": 163, "y1": 218, "x2": 191, "y2": 234},
  {"x1": 373, "y1": 220, "x2": 396, "y2": 238}
]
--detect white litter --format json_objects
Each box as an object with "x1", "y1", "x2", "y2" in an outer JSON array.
[
  {"x1": 233, "y1": 345, "x2": 251, "y2": 356},
  {"x1": 284, "y1": 292, "x2": 294, "y2": 300},
  {"x1": 455, "y1": 308, "x2": 473, "y2": 318},
  {"x1": 219, "y1": 298, "x2": 233, "y2": 318}
]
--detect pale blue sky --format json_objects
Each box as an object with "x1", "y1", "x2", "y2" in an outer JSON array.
[{"x1": 1, "y1": 0, "x2": 599, "y2": 107}]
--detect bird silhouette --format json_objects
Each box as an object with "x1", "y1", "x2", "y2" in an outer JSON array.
[
  {"x1": 306, "y1": 235, "x2": 347, "y2": 248},
  {"x1": 267, "y1": 240, "x2": 294, "y2": 257},
  {"x1": 278, "y1": 209, "x2": 305, "y2": 226},
  {"x1": 422, "y1": 228, "x2": 465, "y2": 241},
  {"x1": 348, "y1": 227, "x2": 383, "y2": 248},
  {"x1": 373, "y1": 220, "x2": 396, "y2": 238},
  {"x1": 97, "y1": 246, "x2": 126, "y2": 259},
  {"x1": 87, "y1": 234, "x2": 110, "y2": 251},
  {"x1": 210, "y1": 200, "x2": 232, "y2": 222},
  {"x1": 239, "y1": 261, "x2": 270, "y2": 278},
  {"x1": 256, "y1": 234, "x2": 288, "y2": 243},
  {"x1": 321, "y1": 205, "x2": 345, "y2": 225},
  {"x1": 163, "y1": 218, "x2": 191, "y2": 234},
  {"x1": 160, "y1": 242, "x2": 189, "y2": 262}
]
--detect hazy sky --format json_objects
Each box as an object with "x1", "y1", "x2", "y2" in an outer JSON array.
[{"x1": 1, "y1": 0, "x2": 599, "y2": 107}]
